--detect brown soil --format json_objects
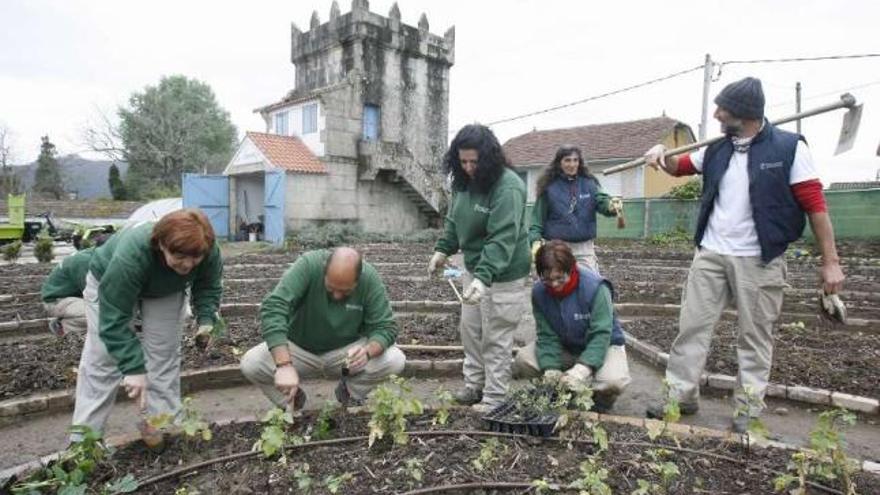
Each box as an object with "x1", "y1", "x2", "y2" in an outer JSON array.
[
  {"x1": 626, "y1": 317, "x2": 880, "y2": 400},
  {"x1": 9, "y1": 409, "x2": 878, "y2": 494}
]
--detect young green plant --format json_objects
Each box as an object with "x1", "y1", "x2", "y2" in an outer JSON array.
[{"x1": 366, "y1": 375, "x2": 424, "y2": 447}]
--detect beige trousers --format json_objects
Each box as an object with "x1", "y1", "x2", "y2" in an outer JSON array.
[
  {"x1": 513, "y1": 343, "x2": 632, "y2": 396},
  {"x1": 71, "y1": 273, "x2": 187, "y2": 439},
  {"x1": 666, "y1": 248, "x2": 786, "y2": 416},
  {"x1": 459, "y1": 272, "x2": 527, "y2": 407},
  {"x1": 562, "y1": 240, "x2": 600, "y2": 273},
  {"x1": 240, "y1": 338, "x2": 406, "y2": 407}
]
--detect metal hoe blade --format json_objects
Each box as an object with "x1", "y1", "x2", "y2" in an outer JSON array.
[{"x1": 835, "y1": 103, "x2": 863, "y2": 155}]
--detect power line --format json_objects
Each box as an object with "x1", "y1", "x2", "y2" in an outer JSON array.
[
  {"x1": 720, "y1": 53, "x2": 880, "y2": 66},
  {"x1": 768, "y1": 79, "x2": 880, "y2": 109},
  {"x1": 485, "y1": 65, "x2": 704, "y2": 127}
]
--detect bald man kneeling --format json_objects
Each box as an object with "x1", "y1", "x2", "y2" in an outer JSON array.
[{"x1": 241, "y1": 247, "x2": 406, "y2": 409}]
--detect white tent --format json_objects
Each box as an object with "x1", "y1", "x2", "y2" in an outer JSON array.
[{"x1": 123, "y1": 197, "x2": 183, "y2": 229}]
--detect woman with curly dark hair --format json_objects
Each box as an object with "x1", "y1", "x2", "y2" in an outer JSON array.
[
  {"x1": 529, "y1": 145, "x2": 622, "y2": 272},
  {"x1": 427, "y1": 124, "x2": 530, "y2": 412}
]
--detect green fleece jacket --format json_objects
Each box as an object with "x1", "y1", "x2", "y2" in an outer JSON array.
[
  {"x1": 260, "y1": 250, "x2": 398, "y2": 353},
  {"x1": 534, "y1": 285, "x2": 614, "y2": 371},
  {"x1": 434, "y1": 168, "x2": 530, "y2": 285},
  {"x1": 90, "y1": 222, "x2": 223, "y2": 375},
  {"x1": 528, "y1": 185, "x2": 616, "y2": 244},
  {"x1": 41, "y1": 248, "x2": 94, "y2": 302}
]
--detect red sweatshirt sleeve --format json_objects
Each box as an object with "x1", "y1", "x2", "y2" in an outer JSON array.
[
  {"x1": 791, "y1": 179, "x2": 827, "y2": 213},
  {"x1": 675, "y1": 154, "x2": 698, "y2": 176}
]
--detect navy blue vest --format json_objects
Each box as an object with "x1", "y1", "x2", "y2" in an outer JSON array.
[
  {"x1": 542, "y1": 176, "x2": 599, "y2": 242},
  {"x1": 532, "y1": 267, "x2": 625, "y2": 356},
  {"x1": 695, "y1": 123, "x2": 806, "y2": 263}
]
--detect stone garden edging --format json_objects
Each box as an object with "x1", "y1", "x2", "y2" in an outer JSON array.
[
  {"x1": 2, "y1": 407, "x2": 877, "y2": 486},
  {"x1": 623, "y1": 330, "x2": 880, "y2": 415},
  {"x1": 0, "y1": 358, "x2": 463, "y2": 427}
]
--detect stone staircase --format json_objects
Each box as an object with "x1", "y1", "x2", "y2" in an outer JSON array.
[{"x1": 357, "y1": 139, "x2": 446, "y2": 225}]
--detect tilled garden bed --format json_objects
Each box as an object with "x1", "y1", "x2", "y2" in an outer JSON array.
[
  {"x1": 625, "y1": 317, "x2": 880, "y2": 400},
  {"x1": 6, "y1": 409, "x2": 878, "y2": 494},
  {"x1": 0, "y1": 313, "x2": 460, "y2": 399}
]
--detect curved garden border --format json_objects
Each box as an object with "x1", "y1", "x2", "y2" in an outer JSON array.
[{"x1": 2, "y1": 408, "x2": 878, "y2": 492}]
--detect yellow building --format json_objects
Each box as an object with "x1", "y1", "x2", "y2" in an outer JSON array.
[{"x1": 503, "y1": 116, "x2": 696, "y2": 201}]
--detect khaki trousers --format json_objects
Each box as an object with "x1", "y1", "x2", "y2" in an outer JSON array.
[
  {"x1": 513, "y1": 343, "x2": 632, "y2": 396},
  {"x1": 44, "y1": 297, "x2": 87, "y2": 334},
  {"x1": 240, "y1": 338, "x2": 406, "y2": 408},
  {"x1": 666, "y1": 248, "x2": 786, "y2": 416},
  {"x1": 564, "y1": 239, "x2": 601, "y2": 273},
  {"x1": 460, "y1": 272, "x2": 527, "y2": 407},
  {"x1": 71, "y1": 273, "x2": 187, "y2": 439}
]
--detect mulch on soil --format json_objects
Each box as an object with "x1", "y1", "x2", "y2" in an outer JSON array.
[
  {"x1": 12, "y1": 409, "x2": 879, "y2": 494},
  {"x1": 626, "y1": 317, "x2": 880, "y2": 400}
]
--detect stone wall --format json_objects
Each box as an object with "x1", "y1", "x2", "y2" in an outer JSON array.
[{"x1": 0, "y1": 198, "x2": 143, "y2": 219}]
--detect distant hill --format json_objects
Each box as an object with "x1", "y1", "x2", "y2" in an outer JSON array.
[{"x1": 9, "y1": 155, "x2": 129, "y2": 199}]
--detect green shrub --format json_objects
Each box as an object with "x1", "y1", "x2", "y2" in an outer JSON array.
[
  {"x1": 647, "y1": 226, "x2": 691, "y2": 247},
  {"x1": 664, "y1": 178, "x2": 702, "y2": 200},
  {"x1": 34, "y1": 232, "x2": 54, "y2": 263},
  {"x1": 2, "y1": 240, "x2": 22, "y2": 262},
  {"x1": 286, "y1": 224, "x2": 441, "y2": 250}
]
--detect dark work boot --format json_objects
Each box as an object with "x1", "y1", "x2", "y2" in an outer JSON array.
[
  {"x1": 452, "y1": 387, "x2": 483, "y2": 406},
  {"x1": 646, "y1": 401, "x2": 699, "y2": 419}
]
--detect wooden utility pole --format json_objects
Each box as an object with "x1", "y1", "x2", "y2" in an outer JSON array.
[
  {"x1": 699, "y1": 54, "x2": 713, "y2": 140},
  {"x1": 796, "y1": 82, "x2": 802, "y2": 134}
]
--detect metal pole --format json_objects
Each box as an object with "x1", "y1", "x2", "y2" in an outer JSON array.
[
  {"x1": 699, "y1": 54, "x2": 712, "y2": 140},
  {"x1": 602, "y1": 93, "x2": 857, "y2": 176},
  {"x1": 796, "y1": 81, "x2": 802, "y2": 134}
]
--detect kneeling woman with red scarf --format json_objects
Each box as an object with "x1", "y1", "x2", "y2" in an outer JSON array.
[{"x1": 513, "y1": 240, "x2": 632, "y2": 411}]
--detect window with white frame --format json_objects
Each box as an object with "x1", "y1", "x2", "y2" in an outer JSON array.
[
  {"x1": 302, "y1": 103, "x2": 318, "y2": 134},
  {"x1": 274, "y1": 112, "x2": 288, "y2": 135}
]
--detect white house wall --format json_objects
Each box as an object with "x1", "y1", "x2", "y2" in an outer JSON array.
[
  {"x1": 267, "y1": 101, "x2": 326, "y2": 157},
  {"x1": 225, "y1": 138, "x2": 266, "y2": 175}
]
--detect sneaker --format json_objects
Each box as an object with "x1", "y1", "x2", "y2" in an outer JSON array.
[
  {"x1": 48, "y1": 319, "x2": 65, "y2": 337},
  {"x1": 452, "y1": 387, "x2": 483, "y2": 406},
  {"x1": 334, "y1": 381, "x2": 364, "y2": 407},
  {"x1": 646, "y1": 401, "x2": 699, "y2": 419}
]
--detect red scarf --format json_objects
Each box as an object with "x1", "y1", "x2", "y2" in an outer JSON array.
[{"x1": 546, "y1": 267, "x2": 579, "y2": 299}]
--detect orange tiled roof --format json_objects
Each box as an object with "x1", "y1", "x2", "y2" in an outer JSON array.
[
  {"x1": 503, "y1": 116, "x2": 693, "y2": 166},
  {"x1": 246, "y1": 131, "x2": 326, "y2": 174}
]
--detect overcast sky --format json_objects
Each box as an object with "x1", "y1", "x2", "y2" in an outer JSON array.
[{"x1": 2, "y1": 0, "x2": 879, "y2": 186}]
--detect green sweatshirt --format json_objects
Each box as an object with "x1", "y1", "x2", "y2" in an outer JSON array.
[
  {"x1": 534, "y1": 285, "x2": 613, "y2": 371},
  {"x1": 528, "y1": 184, "x2": 616, "y2": 244},
  {"x1": 260, "y1": 250, "x2": 398, "y2": 354},
  {"x1": 90, "y1": 222, "x2": 223, "y2": 375},
  {"x1": 41, "y1": 248, "x2": 95, "y2": 302},
  {"x1": 434, "y1": 168, "x2": 531, "y2": 285}
]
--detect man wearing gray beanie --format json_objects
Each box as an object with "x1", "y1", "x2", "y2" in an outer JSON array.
[{"x1": 641, "y1": 77, "x2": 845, "y2": 433}]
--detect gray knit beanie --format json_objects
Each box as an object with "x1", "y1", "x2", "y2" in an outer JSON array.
[{"x1": 714, "y1": 77, "x2": 765, "y2": 120}]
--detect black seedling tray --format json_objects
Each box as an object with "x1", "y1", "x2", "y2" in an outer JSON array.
[{"x1": 481, "y1": 401, "x2": 558, "y2": 437}]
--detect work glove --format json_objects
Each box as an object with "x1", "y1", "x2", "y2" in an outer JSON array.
[
  {"x1": 531, "y1": 241, "x2": 542, "y2": 262},
  {"x1": 610, "y1": 197, "x2": 624, "y2": 215},
  {"x1": 462, "y1": 278, "x2": 487, "y2": 305},
  {"x1": 561, "y1": 363, "x2": 592, "y2": 390},
  {"x1": 194, "y1": 324, "x2": 213, "y2": 350},
  {"x1": 543, "y1": 369, "x2": 563, "y2": 382},
  {"x1": 275, "y1": 364, "x2": 302, "y2": 407},
  {"x1": 644, "y1": 144, "x2": 668, "y2": 172},
  {"x1": 427, "y1": 252, "x2": 448, "y2": 275},
  {"x1": 123, "y1": 374, "x2": 147, "y2": 409},
  {"x1": 820, "y1": 291, "x2": 848, "y2": 325},
  {"x1": 345, "y1": 345, "x2": 370, "y2": 375}
]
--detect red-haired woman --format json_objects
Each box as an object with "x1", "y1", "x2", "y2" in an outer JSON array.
[
  {"x1": 513, "y1": 240, "x2": 631, "y2": 411},
  {"x1": 70, "y1": 209, "x2": 223, "y2": 445}
]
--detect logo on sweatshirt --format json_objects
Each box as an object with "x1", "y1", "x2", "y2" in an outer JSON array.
[
  {"x1": 578, "y1": 193, "x2": 591, "y2": 200},
  {"x1": 573, "y1": 313, "x2": 591, "y2": 321},
  {"x1": 473, "y1": 204, "x2": 490, "y2": 214},
  {"x1": 760, "y1": 161, "x2": 783, "y2": 170},
  {"x1": 345, "y1": 303, "x2": 363, "y2": 311}
]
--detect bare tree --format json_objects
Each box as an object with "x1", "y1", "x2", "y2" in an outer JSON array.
[{"x1": 81, "y1": 105, "x2": 127, "y2": 163}]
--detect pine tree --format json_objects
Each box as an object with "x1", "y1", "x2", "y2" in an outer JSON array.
[
  {"x1": 33, "y1": 136, "x2": 65, "y2": 199},
  {"x1": 108, "y1": 163, "x2": 127, "y2": 200}
]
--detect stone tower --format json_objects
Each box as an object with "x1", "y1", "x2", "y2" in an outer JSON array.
[{"x1": 285, "y1": 0, "x2": 455, "y2": 227}]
